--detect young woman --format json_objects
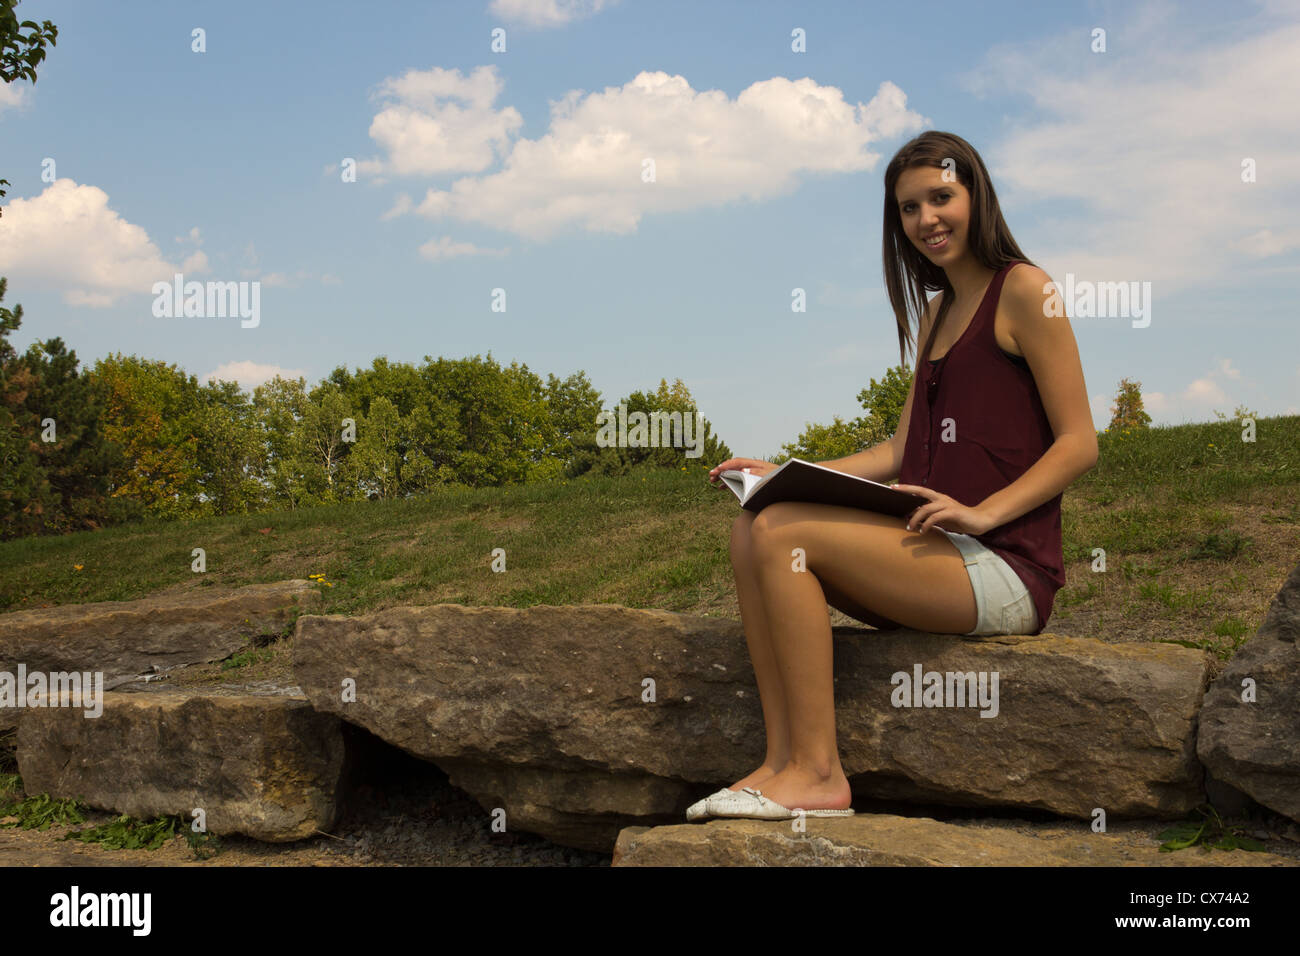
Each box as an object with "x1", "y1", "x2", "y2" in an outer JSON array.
[{"x1": 694, "y1": 130, "x2": 1097, "y2": 821}]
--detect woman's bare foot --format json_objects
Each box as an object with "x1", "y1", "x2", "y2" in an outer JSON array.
[
  {"x1": 726, "y1": 762, "x2": 786, "y2": 793},
  {"x1": 743, "y1": 761, "x2": 851, "y2": 812}
]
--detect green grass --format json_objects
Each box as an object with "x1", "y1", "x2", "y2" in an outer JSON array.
[
  {"x1": 221, "y1": 647, "x2": 276, "y2": 671},
  {"x1": 0, "y1": 786, "x2": 222, "y2": 858},
  {"x1": 0, "y1": 791, "x2": 88, "y2": 830},
  {"x1": 63, "y1": 812, "x2": 222, "y2": 857},
  {"x1": 0, "y1": 466, "x2": 736, "y2": 617},
  {"x1": 1158, "y1": 804, "x2": 1265, "y2": 853},
  {"x1": 1, "y1": 415, "x2": 1297, "y2": 656}
]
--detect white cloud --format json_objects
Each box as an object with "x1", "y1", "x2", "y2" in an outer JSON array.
[
  {"x1": 360, "y1": 66, "x2": 523, "y2": 179},
  {"x1": 0, "y1": 81, "x2": 27, "y2": 115},
  {"x1": 1140, "y1": 391, "x2": 1170, "y2": 415},
  {"x1": 1183, "y1": 377, "x2": 1229, "y2": 406},
  {"x1": 1093, "y1": 377, "x2": 1240, "y2": 426},
  {"x1": 376, "y1": 69, "x2": 927, "y2": 240},
  {"x1": 203, "y1": 361, "x2": 308, "y2": 393},
  {"x1": 1214, "y1": 357, "x2": 1241, "y2": 380},
  {"x1": 488, "y1": 0, "x2": 614, "y2": 29},
  {"x1": 417, "y1": 236, "x2": 509, "y2": 260},
  {"x1": 1232, "y1": 228, "x2": 1300, "y2": 259},
  {"x1": 963, "y1": 2, "x2": 1300, "y2": 285},
  {"x1": 0, "y1": 179, "x2": 201, "y2": 307},
  {"x1": 0, "y1": 192, "x2": 330, "y2": 303},
  {"x1": 1133, "y1": 360, "x2": 1246, "y2": 423}
]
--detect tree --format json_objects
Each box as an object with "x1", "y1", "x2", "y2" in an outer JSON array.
[
  {"x1": 1107, "y1": 377, "x2": 1151, "y2": 433},
  {"x1": 299, "y1": 382, "x2": 356, "y2": 504},
  {"x1": 0, "y1": 279, "x2": 121, "y2": 538},
  {"x1": 571, "y1": 377, "x2": 731, "y2": 478},
  {"x1": 416, "y1": 353, "x2": 544, "y2": 487},
  {"x1": 252, "y1": 375, "x2": 316, "y2": 509},
  {"x1": 539, "y1": 369, "x2": 604, "y2": 479},
  {"x1": 87, "y1": 354, "x2": 207, "y2": 520},
  {"x1": 0, "y1": 0, "x2": 59, "y2": 218},
  {"x1": 191, "y1": 377, "x2": 266, "y2": 514},
  {"x1": 853, "y1": 364, "x2": 913, "y2": 447},
  {"x1": 346, "y1": 395, "x2": 404, "y2": 500},
  {"x1": 778, "y1": 414, "x2": 868, "y2": 464},
  {"x1": 0, "y1": 277, "x2": 51, "y2": 535}
]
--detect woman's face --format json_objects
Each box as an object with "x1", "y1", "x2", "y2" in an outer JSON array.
[{"x1": 895, "y1": 165, "x2": 972, "y2": 263}]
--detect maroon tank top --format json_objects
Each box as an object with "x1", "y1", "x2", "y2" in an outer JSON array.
[{"x1": 897, "y1": 260, "x2": 1063, "y2": 634}]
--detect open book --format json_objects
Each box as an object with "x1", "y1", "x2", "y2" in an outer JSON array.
[{"x1": 718, "y1": 457, "x2": 929, "y2": 517}]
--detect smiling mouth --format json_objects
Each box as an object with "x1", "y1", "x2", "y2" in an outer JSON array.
[{"x1": 924, "y1": 231, "x2": 951, "y2": 246}]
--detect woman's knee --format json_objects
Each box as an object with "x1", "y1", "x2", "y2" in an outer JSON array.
[
  {"x1": 747, "y1": 501, "x2": 802, "y2": 547},
  {"x1": 730, "y1": 511, "x2": 757, "y2": 562}
]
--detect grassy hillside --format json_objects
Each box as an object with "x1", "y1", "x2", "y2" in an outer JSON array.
[{"x1": 2, "y1": 415, "x2": 1296, "y2": 679}]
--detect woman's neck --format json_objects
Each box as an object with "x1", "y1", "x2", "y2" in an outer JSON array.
[{"x1": 943, "y1": 257, "x2": 998, "y2": 309}]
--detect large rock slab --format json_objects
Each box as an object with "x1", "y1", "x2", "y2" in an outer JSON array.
[
  {"x1": 612, "y1": 815, "x2": 1300, "y2": 867},
  {"x1": 1198, "y1": 561, "x2": 1300, "y2": 822},
  {"x1": 0, "y1": 579, "x2": 320, "y2": 733},
  {"x1": 16, "y1": 686, "x2": 347, "y2": 842},
  {"x1": 293, "y1": 603, "x2": 1210, "y2": 851}
]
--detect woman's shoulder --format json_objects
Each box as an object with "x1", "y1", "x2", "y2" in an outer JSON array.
[
  {"x1": 1001, "y1": 262, "x2": 1063, "y2": 323},
  {"x1": 1003, "y1": 261, "x2": 1052, "y2": 295}
]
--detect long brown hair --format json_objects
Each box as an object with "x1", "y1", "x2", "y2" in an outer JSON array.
[{"x1": 882, "y1": 131, "x2": 1033, "y2": 368}]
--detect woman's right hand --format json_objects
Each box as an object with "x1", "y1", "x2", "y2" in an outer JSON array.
[{"x1": 707, "y1": 458, "x2": 777, "y2": 486}]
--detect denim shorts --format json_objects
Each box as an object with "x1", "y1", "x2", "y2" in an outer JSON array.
[{"x1": 937, "y1": 529, "x2": 1039, "y2": 635}]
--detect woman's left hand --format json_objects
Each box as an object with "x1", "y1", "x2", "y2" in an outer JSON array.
[{"x1": 892, "y1": 484, "x2": 997, "y2": 536}]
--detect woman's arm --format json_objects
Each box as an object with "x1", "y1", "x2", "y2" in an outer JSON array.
[
  {"x1": 818, "y1": 437, "x2": 903, "y2": 484},
  {"x1": 977, "y1": 265, "x2": 1099, "y2": 527}
]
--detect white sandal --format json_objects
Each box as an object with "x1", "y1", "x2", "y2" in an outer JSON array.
[
  {"x1": 685, "y1": 787, "x2": 736, "y2": 821},
  {"x1": 709, "y1": 787, "x2": 855, "y2": 820}
]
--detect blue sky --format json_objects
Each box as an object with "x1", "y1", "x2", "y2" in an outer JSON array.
[{"x1": 2, "y1": 0, "x2": 1297, "y2": 462}]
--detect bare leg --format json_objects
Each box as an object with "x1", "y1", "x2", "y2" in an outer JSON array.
[
  {"x1": 723, "y1": 511, "x2": 792, "y2": 792},
  {"x1": 729, "y1": 502, "x2": 978, "y2": 811}
]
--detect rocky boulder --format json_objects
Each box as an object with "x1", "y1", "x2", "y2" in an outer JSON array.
[
  {"x1": 1198, "y1": 560, "x2": 1300, "y2": 822},
  {"x1": 292, "y1": 603, "x2": 1210, "y2": 852},
  {"x1": 16, "y1": 686, "x2": 347, "y2": 842},
  {"x1": 612, "y1": 815, "x2": 1299, "y2": 867}
]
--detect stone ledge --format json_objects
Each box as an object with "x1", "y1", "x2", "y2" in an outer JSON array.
[{"x1": 611, "y1": 814, "x2": 1300, "y2": 867}]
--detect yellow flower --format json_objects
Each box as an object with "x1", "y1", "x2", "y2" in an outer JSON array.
[{"x1": 73, "y1": 564, "x2": 83, "y2": 571}]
